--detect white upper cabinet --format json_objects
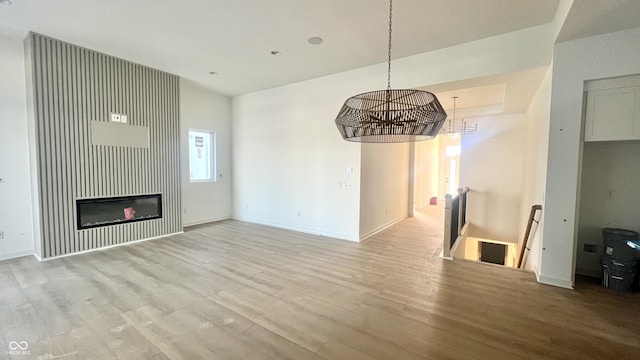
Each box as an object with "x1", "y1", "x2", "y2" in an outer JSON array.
[{"x1": 584, "y1": 75, "x2": 640, "y2": 142}]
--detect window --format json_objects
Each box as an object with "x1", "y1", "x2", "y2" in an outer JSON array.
[{"x1": 189, "y1": 129, "x2": 216, "y2": 182}]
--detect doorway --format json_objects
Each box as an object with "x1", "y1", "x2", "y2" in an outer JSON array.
[
  {"x1": 411, "y1": 135, "x2": 463, "y2": 212},
  {"x1": 439, "y1": 137, "x2": 461, "y2": 198},
  {"x1": 480, "y1": 241, "x2": 507, "y2": 265}
]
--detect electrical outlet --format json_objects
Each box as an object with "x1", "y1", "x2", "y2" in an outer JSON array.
[
  {"x1": 120, "y1": 114, "x2": 128, "y2": 123},
  {"x1": 0, "y1": 231, "x2": 4, "y2": 240},
  {"x1": 110, "y1": 113, "x2": 121, "y2": 122},
  {"x1": 583, "y1": 244, "x2": 598, "y2": 253}
]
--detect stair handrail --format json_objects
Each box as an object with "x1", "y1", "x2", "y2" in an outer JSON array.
[{"x1": 517, "y1": 205, "x2": 542, "y2": 269}]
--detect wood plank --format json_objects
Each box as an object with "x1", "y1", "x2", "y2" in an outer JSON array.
[
  {"x1": 317, "y1": 338, "x2": 377, "y2": 360},
  {"x1": 237, "y1": 324, "x2": 324, "y2": 360}
]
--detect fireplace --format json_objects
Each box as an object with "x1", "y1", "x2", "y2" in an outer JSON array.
[{"x1": 76, "y1": 194, "x2": 162, "y2": 230}]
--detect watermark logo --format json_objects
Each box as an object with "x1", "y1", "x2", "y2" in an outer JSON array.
[{"x1": 7, "y1": 340, "x2": 31, "y2": 356}]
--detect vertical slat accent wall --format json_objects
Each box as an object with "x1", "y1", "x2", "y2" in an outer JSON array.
[{"x1": 25, "y1": 33, "x2": 182, "y2": 258}]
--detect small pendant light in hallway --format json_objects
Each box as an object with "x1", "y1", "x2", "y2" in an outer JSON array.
[{"x1": 440, "y1": 96, "x2": 478, "y2": 137}]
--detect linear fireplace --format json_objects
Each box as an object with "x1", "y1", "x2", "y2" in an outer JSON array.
[{"x1": 76, "y1": 194, "x2": 163, "y2": 230}]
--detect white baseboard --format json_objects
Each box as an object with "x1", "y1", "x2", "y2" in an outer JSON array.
[
  {"x1": 359, "y1": 215, "x2": 407, "y2": 242},
  {"x1": 537, "y1": 273, "x2": 574, "y2": 289},
  {"x1": 527, "y1": 264, "x2": 540, "y2": 278},
  {"x1": 0, "y1": 249, "x2": 35, "y2": 261},
  {"x1": 232, "y1": 215, "x2": 358, "y2": 242},
  {"x1": 183, "y1": 216, "x2": 231, "y2": 227},
  {"x1": 36, "y1": 231, "x2": 184, "y2": 261}
]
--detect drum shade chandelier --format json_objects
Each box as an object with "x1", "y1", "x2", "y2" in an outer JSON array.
[{"x1": 335, "y1": 0, "x2": 447, "y2": 143}]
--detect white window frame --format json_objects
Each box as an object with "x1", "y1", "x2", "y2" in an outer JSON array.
[{"x1": 188, "y1": 129, "x2": 216, "y2": 183}]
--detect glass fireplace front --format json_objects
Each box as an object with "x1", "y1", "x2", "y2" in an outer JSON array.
[{"x1": 76, "y1": 194, "x2": 162, "y2": 230}]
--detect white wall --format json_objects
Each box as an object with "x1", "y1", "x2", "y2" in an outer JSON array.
[
  {"x1": 231, "y1": 75, "x2": 363, "y2": 240},
  {"x1": 232, "y1": 25, "x2": 555, "y2": 242},
  {"x1": 360, "y1": 143, "x2": 411, "y2": 240},
  {"x1": 180, "y1": 79, "x2": 233, "y2": 226},
  {"x1": 577, "y1": 141, "x2": 640, "y2": 276},
  {"x1": 413, "y1": 138, "x2": 440, "y2": 210},
  {"x1": 391, "y1": 25, "x2": 555, "y2": 90},
  {"x1": 459, "y1": 114, "x2": 526, "y2": 243},
  {"x1": 0, "y1": 30, "x2": 34, "y2": 260},
  {"x1": 519, "y1": 66, "x2": 552, "y2": 274},
  {"x1": 541, "y1": 27, "x2": 640, "y2": 288}
]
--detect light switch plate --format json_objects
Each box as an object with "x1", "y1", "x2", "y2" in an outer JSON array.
[
  {"x1": 121, "y1": 114, "x2": 128, "y2": 123},
  {"x1": 110, "y1": 113, "x2": 121, "y2": 122}
]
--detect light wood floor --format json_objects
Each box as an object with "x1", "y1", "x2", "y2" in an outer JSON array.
[{"x1": 1, "y1": 211, "x2": 639, "y2": 360}]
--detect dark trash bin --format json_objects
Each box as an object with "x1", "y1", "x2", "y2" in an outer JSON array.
[
  {"x1": 627, "y1": 240, "x2": 640, "y2": 290},
  {"x1": 602, "y1": 228, "x2": 639, "y2": 264},
  {"x1": 601, "y1": 257, "x2": 637, "y2": 292},
  {"x1": 627, "y1": 239, "x2": 640, "y2": 254}
]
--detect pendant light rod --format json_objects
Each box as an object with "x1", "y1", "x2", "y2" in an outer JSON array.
[
  {"x1": 452, "y1": 96, "x2": 457, "y2": 123},
  {"x1": 387, "y1": 0, "x2": 393, "y2": 91}
]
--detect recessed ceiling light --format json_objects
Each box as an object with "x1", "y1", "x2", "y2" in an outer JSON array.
[
  {"x1": 308, "y1": 36, "x2": 323, "y2": 45},
  {"x1": 270, "y1": 50, "x2": 281, "y2": 56},
  {"x1": 208, "y1": 71, "x2": 218, "y2": 75},
  {"x1": 0, "y1": 0, "x2": 13, "y2": 5}
]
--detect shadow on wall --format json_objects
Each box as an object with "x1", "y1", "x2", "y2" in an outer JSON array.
[{"x1": 467, "y1": 190, "x2": 522, "y2": 243}]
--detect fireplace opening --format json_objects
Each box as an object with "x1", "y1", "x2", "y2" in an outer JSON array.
[{"x1": 76, "y1": 194, "x2": 162, "y2": 230}]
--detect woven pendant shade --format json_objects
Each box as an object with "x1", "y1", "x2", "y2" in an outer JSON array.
[{"x1": 335, "y1": 89, "x2": 447, "y2": 143}]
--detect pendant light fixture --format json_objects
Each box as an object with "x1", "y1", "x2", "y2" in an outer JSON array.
[
  {"x1": 440, "y1": 96, "x2": 477, "y2": 137},
  {"x1": 334, "y1": 0, "x2": 447, "y2": 143}
]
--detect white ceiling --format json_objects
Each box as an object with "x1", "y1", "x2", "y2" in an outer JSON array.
[
  {"x1": 0, "y1": 0, "x2": 559, "y2": 97},
  {"x1": 557, "y1": 0, "x2": 640, "y2": 43},
  {"x1": 3, "y1": 0, "x2": 637, "y2": 120},
  {"x1": 422, "y1": 67, "x2": 550, "y2": 118}
]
